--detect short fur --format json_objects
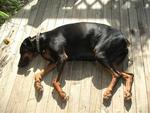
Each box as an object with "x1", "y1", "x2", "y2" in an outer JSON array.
[
  {"x1": 18, "y1": 22, "x2": 129, "y2": 71},
  {"x1": 18, "y1": 22, "x2": 133, "y2": 100}
]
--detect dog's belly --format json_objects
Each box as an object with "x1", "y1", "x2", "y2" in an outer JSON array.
[
  {"x1": 68, "y1": 54, "x2": 96, "y2": 61},
  {"x1": 66, "y1": 48, "x2": 96, "y2": 61}
]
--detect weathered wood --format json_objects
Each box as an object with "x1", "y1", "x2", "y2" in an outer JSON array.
[
  {"x1": 139, "y1": 0, "x2": 150, "y2": 112},
  {"x1": 120, "y1": 0, "x2": 137, "y2": 113},
  {"x1": 0, "y1": 0, "x2": 40, "y2": 112},
  {"x1": 3, "y1": 0, "x2": 48, "y2": 113},
  {"x1": 0, "y1": 0, "x2": 150, "y2": 113},
  {"x1": 144, "y1": 16, "x2": 150, "y2": 113},
  {"x1": 100, "y1": 1, "x2": 113, "y2": 113},
  {"x1": 128, "y1": 6, "x2": 149, "y2": 113}
]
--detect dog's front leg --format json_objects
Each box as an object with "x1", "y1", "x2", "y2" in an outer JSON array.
[
  {"x1": 52, "y1": 51, "x2": 69, "y2": 101},
  {"x1": 34, "y1": 63, "x2": 56, "y2": 93}
]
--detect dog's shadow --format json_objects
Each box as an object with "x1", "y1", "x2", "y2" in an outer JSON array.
[{"x1": 17, "y1": 56, "x2": 132, "y2": 110}]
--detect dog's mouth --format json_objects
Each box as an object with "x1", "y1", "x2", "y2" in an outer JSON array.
[
  {"x1": 18, "y1": 51, "x2": 36, "y2": 68},
  {"x1": 18, "y1": 57, "x2": 30, "y2": 68}
]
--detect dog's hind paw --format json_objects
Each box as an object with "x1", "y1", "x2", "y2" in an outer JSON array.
[
  {"x1": 62, "y1": 95, "x2": 69, "y2": 101},
  {"x1": 124, "y1": 90, "x2": 132, "y2": 100}
]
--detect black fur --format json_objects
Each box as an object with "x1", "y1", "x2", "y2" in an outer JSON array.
[{"x1": 18, "y1": 22, "x2": 129, "y2": 74}]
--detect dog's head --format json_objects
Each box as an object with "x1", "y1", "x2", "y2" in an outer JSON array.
[{"x1": 18, "y1": 37, "x2": 37, "y2": 68}]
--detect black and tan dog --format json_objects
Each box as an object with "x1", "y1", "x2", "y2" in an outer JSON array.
[{"x1": 18, "y1": 22, "x2": 133, "y2": 101}]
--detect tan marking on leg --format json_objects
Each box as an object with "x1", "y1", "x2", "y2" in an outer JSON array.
[
  {"x1": 34, "y1": 63, "x2": 56, "y2": 93},
  {"x1": 103, "y1": 75, "x2": 119, "y2": 99},
  {"x1": 52, "y1": 79, "x2": 69, "y2": 101},
  {"x1": 121, "y1": 72, "x2": 134, "y2": 100}
]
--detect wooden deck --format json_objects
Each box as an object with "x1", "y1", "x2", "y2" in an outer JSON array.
[{"x1": 0, "y1": 0, "x2": 150, "y2": 113}]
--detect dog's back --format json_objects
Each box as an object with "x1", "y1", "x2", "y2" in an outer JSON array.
[{"x1": 44, "y1": 22, "x2": 128, "y2": 63}]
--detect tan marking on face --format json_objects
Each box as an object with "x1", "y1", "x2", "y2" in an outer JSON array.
[{"x1": 22, "y1": 52, "x2": 34, "y2": 61}]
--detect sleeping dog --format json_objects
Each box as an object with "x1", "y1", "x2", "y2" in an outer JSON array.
[{"x1": 18, "y1": 22, "x2": 133, "y2": 101}]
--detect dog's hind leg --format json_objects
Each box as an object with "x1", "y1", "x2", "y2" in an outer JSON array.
[
  {"x1": 120, "y1": 72, "x2": 134, "y2": 100},
  {"x1": 95, "y1": 52, "x2": 121, "y2": 99},
  {"x1": 34, "y1": 63, "x2": 56, "y2": 93}
]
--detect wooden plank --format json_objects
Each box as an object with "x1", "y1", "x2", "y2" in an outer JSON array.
[
  {"x1": 94, "y1": 0, "x2": 104, "y2": 23},
  {"x1": 87, "y1": 1, "x2": 103, "y2": 113},
  {"x1": 128, "y1": 7, "x2": 149, "y2": 113},
  {"x1": 0, "y1": 23, "x2": 7, "y2": 43},
  {"x1": 76, "y1": 1, "x2": 91, "y2": 113},
  {"x1": 144, "y1": 10, "x2": 150, "y2": 113},
  {"x1": 120, "y1": 0, "x2": 137, "y2": 113},
  {"x1": 48, "y1": 1, "x2": 68, "y2": 113},
  {"x1": 136, "y1": 1, "x2": 150, "y2": 113},
  {"x1": 46, "y1": 0, "x2": 61, "y2": 30},
  {"x1": 31, "y1": 0, "x2": 48, "y2": 28},
  {"x1": 67, "y1": 62, "x2": 83, "y2": 113},
  {"x1": 66, "y1": 1, "x2": 88, "y2": 113},
  {"x1": 111, "y1": 1, "x2": 125, "y2": 113},
  {"x1": 0, "y1": 23, "x2": 20, "y2": 113},
  {"x1": 139, "y1": 0, "x2": 150, "y2": 112},
  {"x1": 101, "y1": 1, "x2": 112, "y2": 113},
  {"x1": 55, "y1": 0, "x2": 68, "y2": 28},
  {"x1": 89, "y1": 63, "x2": 102, "y2": 113},
  {"x1": 43, "y1": 1, "x2": 63, "y2": 113},
  {"x1": 25, "y1": 0, "x2": 60, "y2": 113},
  {"x1": 33, "y1": 0, "x2": 61, "y2": 113},
  {"x1": 57, "y1": 1, "x2": 74, "y2": 113},
  {"x1": 3, "y1": 0, "x2": 45, "y2": 113},
  {"x1": 55, "y1": 1, "x2": 75, "y2": 113},
  {"x1": 62, "y1": 0, "x2": 74, "y2": 25},
  {"x1": 78, "y1": 62, "x2": 92, "y2": 113},
  {"x1": 0, "y1": 0, "x2": 39, "y2": 111}
]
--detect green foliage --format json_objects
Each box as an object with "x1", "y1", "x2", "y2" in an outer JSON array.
[
  {"x1": 0, "y1": 0, "x2": 25, "y2": 26},
  {"x1": 0, "y1": 11, "x2": 9, "y2": 18}
]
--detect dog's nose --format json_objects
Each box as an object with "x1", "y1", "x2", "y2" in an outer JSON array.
[
  {"x1": 18, "y1": 57, "x2": 30, "y2": 68},
  {"x1": 18, "y1": 61, "x2": 28, "y2": 68}
]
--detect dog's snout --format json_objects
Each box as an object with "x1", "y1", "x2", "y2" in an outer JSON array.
[
  {"x1": 18, "y1": 62, "x2": 25, "y2": 68},
  {"x1": 18, "y1": 57, "x2": 30, "y2": 68}
]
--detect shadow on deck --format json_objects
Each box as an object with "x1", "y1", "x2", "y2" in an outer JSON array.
[{"x1": 0, "y1": 0, "x2": 150, "y2": 113}]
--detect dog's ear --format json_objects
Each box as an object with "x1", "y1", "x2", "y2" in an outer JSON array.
[
  {"x1": 26, "y1": 36, "x2": 32, "y2": 44},
  {"x1": 22, "y1": 36, "x2": 33, "y2": 46},
  {"x1": 21, "y1": 36, "x2": 33, "y2": 50}
]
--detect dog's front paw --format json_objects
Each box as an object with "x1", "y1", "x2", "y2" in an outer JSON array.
[
  {"x1": 52, "y1": 79, "x2": 69, "y2": 101},
  {"x1": 34, "y1": 81, "x2": 44, "y2": 94},
  {"x1": 124, "y1": 90, "x2": 132, "y2": 100},
  {"x1": 60, "y1": 91, "x2": 69, "y2": 101},
  {"x1": 103, "y1": 88, "x2": 112, "y2": 99}
]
